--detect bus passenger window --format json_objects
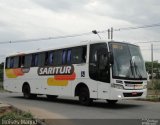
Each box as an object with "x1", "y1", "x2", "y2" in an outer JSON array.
[
  {"x1": 48, "y1": 52, "x2": 54, "y2": 65},
  {"x1": 82, "y1": 46, "x2": 87, "y2": 63},
  {"x1": 21, "y1": 56, "x2": 25, "y2": 67},
  {"x1": 31, "y1": 54, "x2": 38, "y2": 67},
  {"x1": 6, "y1": 58, "x2": 11, "y2": 68},
  {"x1": 53, "y1": 50, "x2": 62, "y2": 66},
  {"x1": 71, "y1": 46, "x2": 86, "y2": 64},
  {"x1": 24, "y1": 54, "x2": 32, "y2": 68},
  {"x1": 38, "y1": 53, "x2": 45, "y2": 67},
  {"x1": 19, "y1": 56, "x2": 25, "y2": 68},
  {"x1": 13, "y1": 56, "x2": 19, "y2": 68},
  {"x1": 67, "y1": 49, "x2": 71, "y2": 64},
  {"x1": 62, "y1": 50, "x2": 67, "y2": 65},
  {"x1": 10, "y1": 57, "x2": 14, "y2": 68}
]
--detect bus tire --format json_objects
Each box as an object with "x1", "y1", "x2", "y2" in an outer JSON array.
[
  {"x1": 22, "y1": 84, "x2": 37, "y2": 99},
  {"x1": 79, "y1": 88, "x2": 92, "y2": 106},
  {"x1": 47, "y1": 95, "x2": 58, "y2": 100},
  {"x1": 106, "y1": 100, "x2": 118, "y2": 105}
]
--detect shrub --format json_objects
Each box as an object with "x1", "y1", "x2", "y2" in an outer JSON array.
[{"x1": 154, "y1": 81, "x2": 160, "y2": 90}]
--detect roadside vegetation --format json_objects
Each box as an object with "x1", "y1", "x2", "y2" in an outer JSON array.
[
  {"x1": 146, "y1": 80, "x2": 160, "y2": 101},
  {"x1": 145, "y1": 61, "x2": 160, "y2": 101},
  {"x1": 0, "y1": 106, "x2": 36, "y2": 125}
]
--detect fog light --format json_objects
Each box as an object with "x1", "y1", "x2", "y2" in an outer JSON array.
[{"x1": 118, "y1": 95, "x2": 122, "y2": 98}]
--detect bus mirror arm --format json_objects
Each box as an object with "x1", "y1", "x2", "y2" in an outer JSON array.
[{"x1": 108, "y1": 52, "x2": 114, "y2": 65}]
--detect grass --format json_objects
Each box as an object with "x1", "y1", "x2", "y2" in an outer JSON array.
[
  {"x1": 0, "y1": 107, "x2": 36, "y2": 125},
  {"x1": 147, "y1": 79, "x2": 160, "y2": 90},
  {"x1": 146, "y1": 95, "x2": 160, "y2": 102},
  {"x1": 0, "y1": 110, "x2": 33, "y2": 120}
]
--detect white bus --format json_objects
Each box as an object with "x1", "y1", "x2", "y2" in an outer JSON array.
[{"x1": 3, "y1": 40, "x2": 147, "y2": 105}]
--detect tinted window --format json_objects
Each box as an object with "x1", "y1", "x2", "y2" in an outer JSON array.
[
  {"x1": 53, "y1": 50, "x2": 63, "y2": 65},
  {"x1": 89, "y1": 43, "x2": 110, "y2": 83},
  {"x1": 19, "y1": 56, "x2": 25, "y2": 68},
  {"x1": 62, "y1": 50, "x2": 67, "y2": 65},
  {"x1": 6, "y1": 56, "x2": 26, "y2": 68},
  {"x1": 24, "y1": 54, "x2": 32, "y2": 67},
  {"x1": 13, "y1": 56, "x2": 19, "y2": 68},
  {"x1": 31, "y1": 54, "x2": 38, "y2": 67},
  {"x1": 48, "y1": 51, "x2": 54, "y2": 65},
  {"x1": 71, "y1": 46, "x2": 86, "y2": 64},
  {"x1": 6, "y1": 58, "x2": 10, "y2": 68},
  {"x1": 38, "y1": 53, "x2": 45, "y2": 66},
  {"x1": 10, "y1": 57, "x2": 14, "y2": 68},
  {"x1": 67, "y1": 49, "x2": 71, "y2": 64}
]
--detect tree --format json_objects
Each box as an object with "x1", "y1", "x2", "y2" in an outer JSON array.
[{"x1": 145, "y1": 61, "x2": 160, "y2": 79}]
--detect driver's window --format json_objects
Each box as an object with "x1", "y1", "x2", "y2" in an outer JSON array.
[{"x1": 89, "y1": 43, "x2": 110, "y2": 83}]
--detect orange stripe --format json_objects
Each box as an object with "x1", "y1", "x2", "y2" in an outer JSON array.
[
  {"x1": 54, "y1": 73, "x2": 76, "y2": 80},
  {"x1": 13, "y1": 68, "x2": 24, "y2": 76}
]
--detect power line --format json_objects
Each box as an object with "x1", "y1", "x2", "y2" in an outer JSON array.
[
  {"x1": 114, "y1": 23, "x2": 160, "y2": 31},
  {"x1": 134, "y1": 41, "x2": 160, "y2": 44},
  {"x1": 1, "y1": 23, "x2": 160, "y2": 44},
  {"x1": 99, "y1": 23, "x2": 160, "y2": 33},
  {"x1": 0, "y1": 32, "x2": 92, "y2": 45}
]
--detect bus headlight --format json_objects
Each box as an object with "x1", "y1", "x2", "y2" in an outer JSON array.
[{"x1": 111, "y1": 83, "x2": 124, "y2": 89}]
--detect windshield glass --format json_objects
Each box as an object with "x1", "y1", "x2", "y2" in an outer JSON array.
[{"x1": 109, "y1": 42, "x2": 147, "y2": 80}]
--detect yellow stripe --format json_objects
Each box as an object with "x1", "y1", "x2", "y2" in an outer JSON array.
[
  {"x1": 5, "y1": 69, "x2": 17, "y2": 78},
  {"x1": 47, "y1": 78, "x2": 68, "y2": 86}
]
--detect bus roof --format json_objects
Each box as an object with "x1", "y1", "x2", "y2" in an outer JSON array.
[{"x1": 5, "y1": 40, "x2": 137, "y2": 57}]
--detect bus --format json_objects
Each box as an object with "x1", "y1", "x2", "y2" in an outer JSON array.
[{"x1": 3, "y1": 40, "x2": 147, "y2": 105}]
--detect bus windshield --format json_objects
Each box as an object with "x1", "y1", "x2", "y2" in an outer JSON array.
[{"x1": 109, "y1": 42, "x2": 147, "y2": 80}]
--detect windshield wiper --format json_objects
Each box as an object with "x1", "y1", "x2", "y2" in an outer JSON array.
[
  {"x1": 133, "y1": 62, "x2": 143, "y2": 79},
  {"x1": 130, "y1": 60, "x2": 135, "y2": 77}
]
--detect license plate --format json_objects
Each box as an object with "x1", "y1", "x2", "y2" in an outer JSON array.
[{"x1": 132, "y1": 92, "x2": 137, "y2": 95}]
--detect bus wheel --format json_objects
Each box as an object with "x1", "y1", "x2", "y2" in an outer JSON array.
[
  {"x1": 106, "y1": 100, "x2": 118, "y2": 105},
  {"x1": 22, "y1": 84, "x2": 37, "y2": 99},
  {"x1": 79, "y1": 88, "x2": 92, "y2": 106},
  {"x1": 47, "y1": 95, "x2": 58, "y2": 100}
]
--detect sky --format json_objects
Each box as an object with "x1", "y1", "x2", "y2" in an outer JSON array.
[{"x1": 0, "y1": 0, "x2": 160, "y2": 63}]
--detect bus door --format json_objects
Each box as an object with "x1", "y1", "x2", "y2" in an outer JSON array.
[
  {"x1": 89, "y1": 43, "x2": 110, "y2": 99},
  {"x1": 97, "y1": 48, "x2": 110, "y2": 99}
]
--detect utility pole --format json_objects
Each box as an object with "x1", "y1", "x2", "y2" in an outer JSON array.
[
  {"x1": 108, "y1": 29, "x2": 110, "y2": 39},
  {"x1": 111, "y1": 27, "x2": 113, "y2": 40},
  {"x1": 151, "y1": 43, "x2": 153, "y2": 84},
  {"x1": 108, "y1": 27, "x2": 113, "y2": 40}
]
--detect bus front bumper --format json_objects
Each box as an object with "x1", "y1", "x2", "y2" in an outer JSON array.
[{"x1": 109, "y1": 88, "x2": 147, "y2": 100}]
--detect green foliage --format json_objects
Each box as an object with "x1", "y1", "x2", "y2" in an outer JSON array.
[
  {"x1": 145, "y1": 61, "x2": 160, "y2": 79},
  {"x1": 0, "y1": 63, "x2": 3, "y2": 69},
  {"x1": 148, "y1": 79, "x2": 160, "y2": 90},
  {"x1": 0, "y1": 109, "x2": 33, "y2": 119},
  {"x1": 154, "y1": 81, "x2": 160, "y2": 90},
  {"x1": 0, "y1": 110, "x2": 34, "y2": 125}
]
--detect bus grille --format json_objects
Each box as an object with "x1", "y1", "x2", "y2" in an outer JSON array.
[
  {"x1": 124, "y1": 81, "x2": 143, "y2": 84},
  {"x1": 123, "y1": 92, "x2": 143, "y2": 97}
]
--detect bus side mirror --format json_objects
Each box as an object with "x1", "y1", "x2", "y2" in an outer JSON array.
[{"x1": 108, "y1": 52, "x2": 114, "y2": 65}]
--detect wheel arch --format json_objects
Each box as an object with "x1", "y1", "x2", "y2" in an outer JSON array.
[
  {"x1": 22, "y1": 82, "x2": 30, "y2": 93},
  {"x1": 75, "y1": 82, "x2": 90, "y2": 97}
]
